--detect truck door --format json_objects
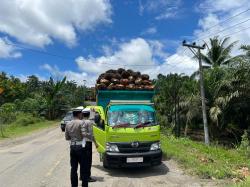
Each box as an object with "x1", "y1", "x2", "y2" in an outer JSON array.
[
  {"x1": 93, "y1": 124, "x2": 106, "y2": 153},
  {"x1": 92, "y1": 106, "x2": 106, "y2": 153}
]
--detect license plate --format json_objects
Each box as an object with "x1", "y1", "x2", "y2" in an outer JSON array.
[{"x1": 126, "y1": 157, "x2": 143, "y2": 163}]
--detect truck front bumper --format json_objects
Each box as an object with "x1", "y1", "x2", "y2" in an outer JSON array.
[{"x1": 103, "y1": 150, "x2": 162, "y2": 168}]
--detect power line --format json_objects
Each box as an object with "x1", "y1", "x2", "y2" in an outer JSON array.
[
  {"x1": 201, "y1": 8, "x2": 250, "y2": 33},
  {"x1": 4, "y1": 39, "x2": 194, "y2": 69},
  {"x1": 4, "y1": 8, "x2": 250, "y2": 70},
  {"x1": 196, "y1": 24, "x2": 250, "y2": 44},
  {"x1": 222, "y1": 25, "x2": 250, "y2": 38},
  {"x1": 198, "y1": 18, "x2": 250, "y2": 41},
  {"x1": 5, "y1": 42, "x2": 75, "y2": 60},
  {"x1": 5, "y1": 24, "x2": 249, "y2": 70}
]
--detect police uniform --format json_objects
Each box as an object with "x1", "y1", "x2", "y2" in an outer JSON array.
[
  {"x1": 84, "y1": 119, "x2": 94, "y2": 180},
  {"x1": 81, "y1": 108, "x2": 96, "y2": 182},
  {"x1": 65, "y1": 111, "x2": 88, "y2": 187}
]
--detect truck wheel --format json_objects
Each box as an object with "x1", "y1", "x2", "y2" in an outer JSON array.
[{"x1": 103, "y1": 159, "x2": 109, "y2": 169}]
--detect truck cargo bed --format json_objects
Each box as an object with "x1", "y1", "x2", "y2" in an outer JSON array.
[{"x1": 96, "y1": 90, "x2": 155, "y2": 109}]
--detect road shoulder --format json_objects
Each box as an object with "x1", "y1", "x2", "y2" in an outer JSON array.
[{"x1": 0, "y1": 125, "x2": 59, "y2": 148}]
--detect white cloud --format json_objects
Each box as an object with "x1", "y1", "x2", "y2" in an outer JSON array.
[
  {"x1": 0, "y1": 0, "x2": 111, "y2": 48},
  {"x1": 155, "y1": 7, "x2": 178, "y2": 20},
  {"x1": 148, "y1": 40, "x2": 169, "y2": 59},
  {"x1": 40, "y1": 0, "x2": 250, "y2": 87},
  {"x1": 0, "y1": 37, "x2": 22, "y2": 58},
  {"x1": 42, "y1": 38, "x2": 197, "y2": 86},
  {"x1": 142, "y1": 27, "x2": 157, "y2": 35},
  {"x1": 139, "y1": 0, "x2": 182, "y2": 20},
  {"x1": 41, "y1": 64, "x2": 95, "y2": 86},
  {"x1": 76, "y1": 38, "x2": 154, "y2": 74},
  {"x1": 138, "y1": 0, "x2": 144, "y2": 16},
  {"x1": 195, "y1": 0, "x2": 250, "y2": 55},
  {"x1": 199, "y1": 0, "x2": 249, "y2": 13}
]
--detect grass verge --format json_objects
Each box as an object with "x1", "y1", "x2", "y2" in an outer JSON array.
[
  {"x1": 0, "y1": 120, "x2": 58, "y2": 140},
  {"x1": 161, "y1": 134, "x2": 250, "y2": 181},
  {"x1": 230, "y1": 177, "x2": 250, "y2": 187}
]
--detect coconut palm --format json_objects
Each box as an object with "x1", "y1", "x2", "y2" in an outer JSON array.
[
  {"x1": 240, "y1": 45, "x2": 250, "y2": 57},
  {"x1": 201, "y1": 37, "x2": 237, "y2": 67}
]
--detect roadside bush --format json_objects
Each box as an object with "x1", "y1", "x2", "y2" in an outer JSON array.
[
  {"x1": 231, "y1": 177, "x2": 250, "y2": 187},
  {"x1": 20, "y1": 98, "x2": 40, "y2": 115},
  {"x1": 14, "y1": 113, "x2": 43, "y2": 126},
  {"x1": 0, "y1": 103, "x2": 16, "y2": 124},
  {"x1": 161, "y1": 134, "x2": 250, "y2": 179},
  {"x1": 156, "y1": 113, "x2": 171, "y2": 127},
  {"x1": 238, "y1": 130, "x2": 250, "y2": 157}
]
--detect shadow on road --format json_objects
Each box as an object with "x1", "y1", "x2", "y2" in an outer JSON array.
[
  {"x1": 92, "y1": 176, "x2": 105, "y2": 182},
  {"x1": 93, "y1": 163, "x2": 169, "y2": 178}
]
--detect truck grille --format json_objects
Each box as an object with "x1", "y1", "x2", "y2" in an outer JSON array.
[{"x1": 116, "y1": 142, "x2": 152, "y2": 153}]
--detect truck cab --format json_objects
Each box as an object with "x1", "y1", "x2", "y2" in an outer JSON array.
[{"x1": 90, "y1": 90, "x2": 162, "y2": 168}]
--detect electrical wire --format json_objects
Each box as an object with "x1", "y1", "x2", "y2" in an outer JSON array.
[
  {"x1": 200, "y1": 8, "x2": 250, "y2": 33},
  {"x1": 198, "y1": 18, "x2": 250, "y2": 41},
  {"x1": 5, "y1": 42, "x2": 75, "y2": 60},
  {"x1": 221, "y1": 25, "x2": 250, "y2": 38},
  {"x1": 2, "y1": 6, "x2": 250, "y2": 70}
]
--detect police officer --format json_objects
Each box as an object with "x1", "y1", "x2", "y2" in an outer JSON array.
[
  {"x1": 65, "y1": 108, "x2": 88, "y2": 187},
  {"x1": 81, "y1": 108, "x2": 98, "y2": 182}
]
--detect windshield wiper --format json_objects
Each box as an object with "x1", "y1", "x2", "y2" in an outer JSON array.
[
  {"x1": 112, "y1": 123, "x2": 130, "y2": 129},
  {"x1": 134, "y1": 121, "x2": 153, "y2": 129}
]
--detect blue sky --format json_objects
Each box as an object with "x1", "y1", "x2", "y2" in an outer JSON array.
[{"x1": 0, "y1": 0, "x2": 250, "y2": 86}]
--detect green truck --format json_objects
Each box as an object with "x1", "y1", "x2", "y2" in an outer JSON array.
[{"x1": 90, "y1": 90, "x2": 162, "y2": 168}]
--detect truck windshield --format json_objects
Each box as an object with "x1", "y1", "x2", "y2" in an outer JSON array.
[{"x1": 108, "y1": 110, "x2": 155, "y2": 127}]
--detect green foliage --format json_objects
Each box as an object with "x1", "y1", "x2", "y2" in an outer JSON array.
[
  {"x1": 0, "y1": 111, "x2": 48, "y2": 137},
  {"x1": 238, "y1": 131, "x2": 250, "y2": 157},
  {"x1": 155, "y1": 37, "x2": 250, "y2": 143},
  {"x1": 0, "y1": 103, "x2": 17, "y2": 124},
  {"x1": 0, "y1": 72, "x2": 26, "y2": 105},
  {"x1": 13, "y1": 113, "x2": 43, "y2": 126},
  {"x1": 0, "y1": 73, "x2": 94, "y2": 122},
  {"x1": 240, "y1": 45, "x2": 250, "y2": 58},
  {"x1": 0, "y1": 120, "x2": 57, "y2": 139},
  {"x1": 42, "y1": 77, "x2": 70, "y2": 119},
  {"x1": 19, "y1": 98, "x2": 42, "y2": 115},
  {"x1": 154, "y1": 73, "x2": 198, "y2": 137},
  {"x1": 231, "y1": 177, "x2": 250, "y2": 187},
  {"x1": 201, "y1": 36, "x2": 237, "y2": 67},
  {"x1": 161, "y1": 134, "x2": 250, "y2": 179}
]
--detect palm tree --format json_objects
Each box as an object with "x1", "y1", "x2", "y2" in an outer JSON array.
[
  {"x1": 43, "y1": 77, "x2": 67, "y2": 120},
  {"x1": 180, "y1": 93, "x2": 201, "y2": 136},
  {"x1": 240, "y1": 45, "x2": 250, "y2": 57},
  {"x1": 201, "y1": 37, "x2": 237, "y2": 67}
]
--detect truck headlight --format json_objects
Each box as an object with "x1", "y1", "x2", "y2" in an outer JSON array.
[
  {"x1": 106, "y1": 143, "x2": 119, "y2": 152},
  {"x1": 150, "y1": 142, "x2": 161, "y2": 151}
]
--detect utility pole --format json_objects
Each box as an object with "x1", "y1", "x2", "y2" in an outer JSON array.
[
  {"x1": 83, "y1": 80, "x2": 86, "y2": 105},
  {"x1": 182, "y1": 40, "x2": 210, "y2": 145}
]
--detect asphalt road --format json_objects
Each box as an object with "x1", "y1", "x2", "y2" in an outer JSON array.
[{"x1": 0, "y1": 127, "x2": 227, "y2": 187}]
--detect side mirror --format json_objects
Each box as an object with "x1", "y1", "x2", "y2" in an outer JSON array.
[
  {"x1": 94, "y1": 113, "x2": 101, "y2": 124},
  {"x1": 99, "y1": 119, "x2": 105, "y2": 129},
  {"x1": 94, "y1": 113, "x2": 105, "y2": 130}
]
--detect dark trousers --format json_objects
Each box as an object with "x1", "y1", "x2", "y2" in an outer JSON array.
[
  {"x1": 86, "y1": 142, "x2": 92, "y2": 179},
  {"x1": 70, "y1": 145, "x2": 88, "y2": 187}
]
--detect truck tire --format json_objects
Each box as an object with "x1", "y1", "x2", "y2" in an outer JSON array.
[{"x1": 103, "y1": 159, "x2": 109, "y2": 169}]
